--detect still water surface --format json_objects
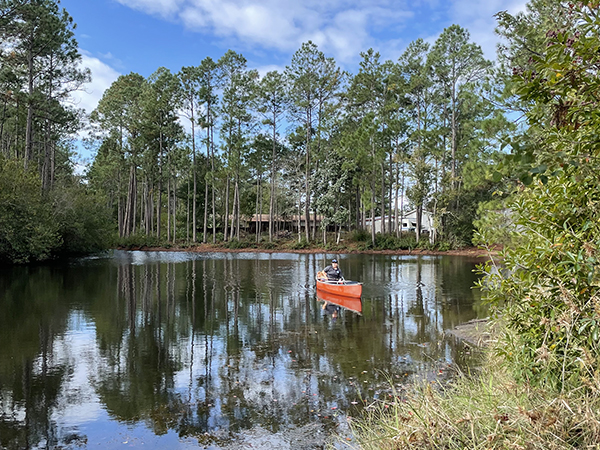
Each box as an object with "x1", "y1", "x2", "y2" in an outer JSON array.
[{"x1": 0, "y1": 251, "x2": 486, "y2": 449}]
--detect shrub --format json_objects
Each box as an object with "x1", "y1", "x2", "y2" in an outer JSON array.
[
  {"x1": 52, "y1": 182, "x2": 113, "y2": 256},
  {"x1": 116, "y1": 233, "x2": 161, "y2": 248},
  {"x1": 435, "y1": 241, "x2": 452, "y2": 252},
  {"x1": 0, "y1": 159, "x2": 60, "y2": 263},
  {"x1": 348, "y1": 229, "x2": 370, "y2": 242},
  {"x1": 291, "y1": 238, "x2": 309, "y2": 250},
  {"x1": 481, "y1": 174, "x2": 600, "y2": 393},
  {"x1": 373, "y1": 233, "x2": 417, "y2": 250},
  {"x1": 478, "y1": 4, "x2": 600, "y2": 394},
  {"x1": 416, "y1": 239, "x2": 435, "y2": 251},
  {"x1": 226, "y1": 238, "x2": 256, "y2": 249}
]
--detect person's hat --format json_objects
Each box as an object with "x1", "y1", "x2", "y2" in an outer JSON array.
[{"x1": 331, "y1": 259, "x2": 338, "y2": 263}]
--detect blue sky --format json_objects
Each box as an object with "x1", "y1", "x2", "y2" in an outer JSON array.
[
  {"x1": 61, "y1": 0, "x2": 525, "y2": 116},
  {"x1": 64, "y1": 0, "x2": 526, "y2": 132}
]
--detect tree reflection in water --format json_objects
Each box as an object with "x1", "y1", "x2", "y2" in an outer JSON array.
[{"x1": 0, "y1": 252, "x2": 484, "y2": 448}]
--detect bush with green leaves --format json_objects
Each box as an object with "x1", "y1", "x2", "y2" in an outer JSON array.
[
  {"x1": 260, "y1": 241, "x2": 277, "y2": 250},
  {"x1": 116, "y1": 233, "x2": 161, "y2": 249},
  {"x1": 472, "y1": 199, "x2": 516, "y2": 248},
  {"x1": 373, "y1": 233, "x2": 417, "y2": 250},
  {"x1": 0, "y1": 158, "x2": 60, "y2": 264},
  {"x1": 226, "y1": 238, "x2": 256, "y2": 249},
  {"x1": 482, "y1": 173, "x2": 600, "y2": 392},
  {"x1": 0, "y1": 157, "x2": 114, "y2": 264},
  {"x1": 290, "y1": 238, "x2": 309, "y2": 250},
  {"x1": 52, "y1": 182, "x2": 113, "y2": 256},
  {"x1": 348, "y1": 229, "x2": 370, "y2": 242},
  {"x1": 481, "y1": 2, "x2": 600, "y2": 393}
]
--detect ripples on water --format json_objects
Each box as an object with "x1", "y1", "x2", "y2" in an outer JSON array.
[{"x1": 0, "y1": 251, "x2": 485, "y2": 449}]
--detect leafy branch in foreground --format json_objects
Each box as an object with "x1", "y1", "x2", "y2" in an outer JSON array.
[{"x1": 480, "y1": 2, "x2": 600, "y2": 393}]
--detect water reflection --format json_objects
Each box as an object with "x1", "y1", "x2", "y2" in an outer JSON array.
[
  {"x1": 316, "y1": 291, "x2": 362, "y2": 315},
  {"x1": 0, "y1": 251, "x2": 485, "y2": 449}
]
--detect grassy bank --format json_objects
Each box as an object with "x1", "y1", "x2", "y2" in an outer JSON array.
[{"x1": 348, "y1": 339, "x2": 600, "y2": 450}]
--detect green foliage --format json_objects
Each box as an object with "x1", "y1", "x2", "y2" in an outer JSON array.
[
  {"x1": 290, "y1": 238, "x2": 309, "y2": 250},
  {"x1": 472, "y1": 198, "x2": 514, "y2": 248},
  {"x1": 0, "y1": 157, "x2": 115, "y2": 263},
  {"x1": 483, "y1": 173, "x2": 600, "y2": 392},
  {"x1": 481, "y1": 2, "x2": 600, "y2": 393},
  {"x1": 438, "y1": 173, "x2": 503, "y2": 248},
  {"x1": 116, "y1": 233, "x2": 161, "y2": 248},
  {"x1": 0, "y1": 0, "x2": 89, "y2": 190},
  {"x1": 435, "y1": 241, "x2": 452, "y2": 252},
  {"x1": 415, "y1": 238, "x2": 436, "y2": 251},
  {"x1": 0, "y1": 158, "x2": 60, "y2": 263},
  {"x1": 260, "y1": 241, "x2": 277, "y2": 250},
  {"x1": 373, "y1": 233, "x2": 417, "y2": 250},
  {"x1": 225, "y1": 238, "x2": 256, "y2": 249},
  {"x1": 51, "y1": 182, "x2": 113, "y2": 255},
  {"x1": 348, "y1": 229, "x2": 370, "y2": 242}
]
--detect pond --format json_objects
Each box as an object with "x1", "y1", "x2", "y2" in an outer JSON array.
[{"x1": 0, "y1": 251, "x2": 486, "y2": 449}]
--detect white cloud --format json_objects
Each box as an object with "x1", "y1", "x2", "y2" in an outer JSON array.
[
  {"x1": 109, "y1": 0, "x2": 528, "y2": 67},
  {"x1": 68, "y1": 52, "x2": 121, "y2": 166},
  {"x1": 448, "y1": 0, "x2": 528, "y2": 59},
  {"x1": 115, "y1": 0, "x2": 186, "y2": 16},
  {"x1": 114, "y1": 0, "x2": 415, "y2": 63},
  {"x1": 255, "y1": 64, "x2": 286, "y2": 78},
  {"x1": 70, "y1": 52, "x2": 121, "y2": 114}
]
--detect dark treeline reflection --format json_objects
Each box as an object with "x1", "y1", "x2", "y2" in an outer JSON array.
[{"x1": 0, "y1": 252, "x2": 484, "y2": 448}]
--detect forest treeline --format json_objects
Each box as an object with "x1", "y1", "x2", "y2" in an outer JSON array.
[
  {"x1": 0, "y1": 0, "x2": 517, "y2": 264},
  {"x1": 0, "y1": 0, "x2": 112, "y2": 263},
  {"x1": 87, "y1": 27, "x2": 514, "y2": 250}
]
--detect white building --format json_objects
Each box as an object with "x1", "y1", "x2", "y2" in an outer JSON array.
[{"x1": 365, "y1": 210, "x2": 435, "y2": 234}]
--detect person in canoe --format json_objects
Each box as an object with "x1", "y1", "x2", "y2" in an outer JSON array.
[{"x1": 322, "y1": 259, "x2": 343, "y2": 283}]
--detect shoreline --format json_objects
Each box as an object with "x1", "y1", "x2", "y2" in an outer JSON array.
[
  {"x1": 446, "y1": 318, "x2": 495, "y2": 347},
  {"x1": 118, "y1": 243, "x2": 497, "y2": 258}
]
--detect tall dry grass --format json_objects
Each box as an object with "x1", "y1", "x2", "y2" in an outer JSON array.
[{"x1": 348, "y1": 350, "x2": 600, "y2": 449}]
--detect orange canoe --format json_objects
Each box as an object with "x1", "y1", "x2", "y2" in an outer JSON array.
[
  {"x1": 315, "y1": 278, "x2": 363, "y2": 298},
  {"x1": 316, "y1": 288, "x2": 362, "y2": 314}
]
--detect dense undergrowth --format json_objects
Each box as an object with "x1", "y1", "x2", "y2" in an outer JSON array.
[{"x1": 0, "y1": 158, "x2": 113, "y2": 264}]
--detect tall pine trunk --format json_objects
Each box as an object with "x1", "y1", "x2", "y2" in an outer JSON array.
[
  {"x1": 224, "y1": 177, "x2": 230, "y2": 242},
  {"x1": 191, "y1": 105, "x2": 197, "y2": 243},
  {"x1": 255, "y1": 174, "x2": 261, "y2": 243},
  {"x1": 167, "y1": 177, "x2": 171, "y2": 242},
  {"x1": 269, "y1": 115, "x2": 277, "y2": 243},
  {"x1": 211, "y1": 121, "x2": 216, "y2": 243},
  {"x1": 381, "y1": 161, "x2": 386, "y2": 234},
  {"x1": 172, "y1": 177, "x2": 177, "y2": 244},
  {"x1": 24, "y1": 42, "x2": 34, "y2": 170},
  {"x1": 304, "y1": 107, "x2": 311, "y2": 243},
  {"x1": 156, "y1": 129, "x2": 163, "y2": 241}
]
